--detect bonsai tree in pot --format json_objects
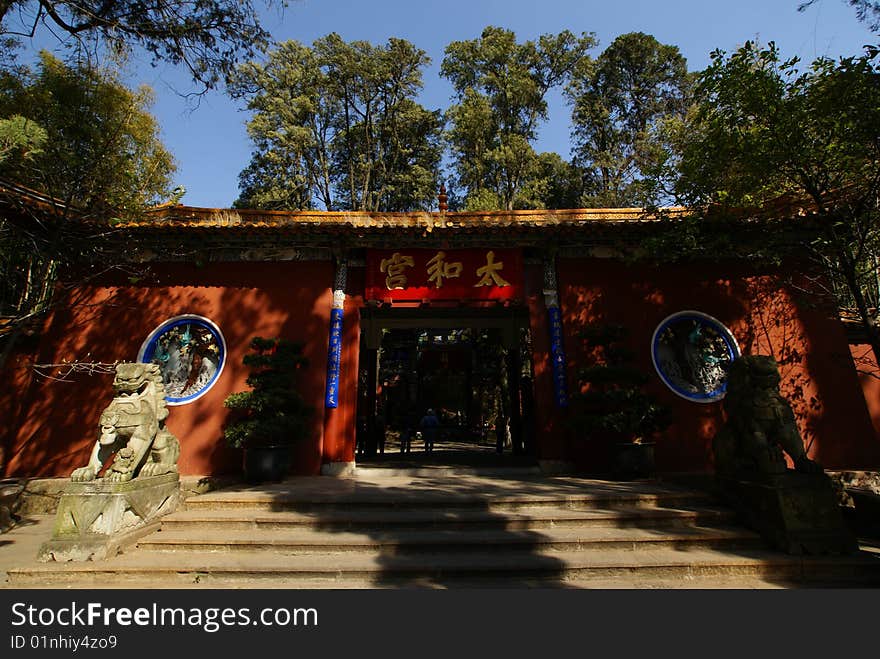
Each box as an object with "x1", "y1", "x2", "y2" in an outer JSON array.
[
  {"x1": 224, "y1": 337, "x2": 312, "y2": 483},
  {"x1": 571, "y1": 323, "x2": 672, "y2": 479}
]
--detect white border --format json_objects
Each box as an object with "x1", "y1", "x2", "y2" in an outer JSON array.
[
  {"x1": 650, "y1": 310, "x2": 741, "y2": 404},
  {"x1": 137, "y1": 314, "x2": 227, "y2": 406}
]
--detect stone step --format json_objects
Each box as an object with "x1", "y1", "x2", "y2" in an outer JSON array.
[
  {"x1": 351, "y1": 466, "x2": 543, "y2": 478},
  {"x1": 1, "y1": 574, "x2": 802, "y2": 589},
  {"x1": 7, "y1": 472, "x2": 878, "y2": 590},
  {"x1": 181, "y1": 487, "x2": 715, "y2": 513},
  {"x1": 160, "y1": 504, "x2": 737, "y2": 532},
  {"x1": 136, "y1": 523, "x2": 762, "y2": 554},
  {"x1": 9, "y1": 545, "x2": 880, "y2": 588}
]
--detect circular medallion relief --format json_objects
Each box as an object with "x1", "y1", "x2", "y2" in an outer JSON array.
[
  {"x1": 137, "y1": 315, "x2": 226, "y2": 405},
  {"x1": 651, "y1": 311, "x2": 740, "y2": 403}
]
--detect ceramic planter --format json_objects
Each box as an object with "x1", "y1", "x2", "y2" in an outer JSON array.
[
  {"x1": 243, "y1": 445, "x2": 292, "y2": 483},
  {"x1": 611, "y1": 441, "x2": 655, "y2": 480}
]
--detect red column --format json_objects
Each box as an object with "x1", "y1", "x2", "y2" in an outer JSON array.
[
  {"x1": 322, "y1": 321, "x2": 360, "y2": 461},
  {"x1": 320, "y1": 260, "x2": 359, "y2": 475},
  {"x1": 527, "y1": 256, "x2": 570, "y2": 470}
]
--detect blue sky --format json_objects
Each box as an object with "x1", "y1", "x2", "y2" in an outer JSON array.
[{"x1": 18, "y1": 0, "x2": 880, "y2": 207}]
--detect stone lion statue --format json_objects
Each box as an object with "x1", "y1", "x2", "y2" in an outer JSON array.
[
  {"x1": 71, "y1": 363, "x2": 180, "y2": 482},
  {"x1": 712, "y1": 355, "x2": 823, "y2": 477}
]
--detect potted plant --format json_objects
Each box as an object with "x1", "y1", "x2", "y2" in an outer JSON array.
[
  {"x1": 571, "y1": 323, "x2": 672, "y2": 479},
  {"x1": 223, "y1": 337, "x2": 312, "y2": 483}
]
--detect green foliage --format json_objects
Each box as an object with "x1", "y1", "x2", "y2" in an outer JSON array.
[
  {"x1": 566, "y1": 32, "x2": 691, "y2": 208},
  {"x1": 675, "y1": 40, "x2": 880, "y2": 361},
  {"x1": 0, "y1": 115, "x2": 46, "y2": 164},
  {"x1": 231, "y1": 35, "x2": 443, "y2": 212},
  {"x1": 461, "y1": 187, "x2": 503, "y2": 212},
  {"x1": 0, "y1": 51, "x2": 177, "y2": 367},
  {"x1": 442, "y1": 26, "x2": 595, "y2": 210},
  {"x1": 570, "y1": 324, "x2": 672, "y2": 441},
  {"x1": 515, "y1": 152, "x2": 585, "y2": 210},
  {"x1": 223, "y1": 337, "x2": 313, "y2": 449},
  {"x1": 0, "y1": 0, "x2": 276, "y2": 91},
  {"x1": 637, "y1": 214, "x2": 788, "y2": 266},
  {"x1": 0, "y1": 51, "x2": 176, "y2": 215},
  {"x1": 677, "y1": 42, "x2": 880, "y2": 210},
  {"x1": 675, "y1": 42, "x2": 797, "y2": 208}
]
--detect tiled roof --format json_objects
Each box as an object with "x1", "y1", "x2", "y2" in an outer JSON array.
[
  {"x1": 132, "y1": 205, "x2": 689, "y2": 230},
  {"x1": 1, "y1": 178, "x2": 810, "y2": 253},
  {"x1": 0, "y1": 179, "x2": 79, "y2": 217}
]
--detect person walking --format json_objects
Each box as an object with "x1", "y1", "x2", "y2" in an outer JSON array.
[{"x1": 419, "y1": 408, "x2": 440, "y2": 453}]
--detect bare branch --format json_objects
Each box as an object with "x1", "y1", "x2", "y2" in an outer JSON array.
[{"x1": 32, "y1": 359, "x2": 121, "y2": 382}]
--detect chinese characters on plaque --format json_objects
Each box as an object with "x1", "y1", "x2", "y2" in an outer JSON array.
[
  {"x1": 368, "y1": 249, "x2": 523, "y2": 301},
  {"x1": 379, "y1": 253, "x2": 415, "y2": 290},
  {"x1": 426, "y1": 251, "x2": 463, "y2": 288}
]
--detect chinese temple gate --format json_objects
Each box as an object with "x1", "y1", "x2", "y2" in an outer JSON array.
[
  {"x1": 356, "y1": 248, "x2": 533, "y2": 462},
  {"x1": 2, "y1": 184, "x2": 880, "y2": 479}
]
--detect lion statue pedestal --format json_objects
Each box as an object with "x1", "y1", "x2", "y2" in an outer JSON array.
[
  {"x1": 39, "y1": 363, "x2": 181, "y2": 562},
  {"x1": 38, "y1": 473, "x2": 180, "y2": 562},
  {"x1": 712, "y1": 355, "x2": 857, "y2": 555},
  {"x1": 718, "y1": 471, "x2": 857, "y2": 555}
]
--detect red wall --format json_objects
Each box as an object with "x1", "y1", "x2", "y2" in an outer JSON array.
[
  {"x1": 555, "y1": 258, "x2": 880, "y2": 473},
  {"x1": 4, "y1": 255, "x2": 879, "y2": 478},
  {"x1": 0, "y1": 332, "x2": 42, "y2": 475},
  {"x1": 850, "y1": 343, "x2": 880, "y2": 443},
  {"x1": 2, "y1": 261, "x2": 336, "y2": 478}
]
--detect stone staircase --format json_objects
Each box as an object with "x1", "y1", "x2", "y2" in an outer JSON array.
[{"x1": 7, "y1": 469, "x2": 880, "y2": 588}]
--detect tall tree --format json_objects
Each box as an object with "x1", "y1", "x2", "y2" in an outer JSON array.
[
  {"x1": 0, "y1": 51, "x2": 176, "y2": 214},
  {"x1": 675, "y1": 41, "x2": 880, "y2": 365},
  {"x1": 0, "y1": 52, "x2": 176, "y2": 370},
  {"x1": 0, "y1": 0, "x2": 276, "y2": 90},
  {"x1": 566, "y1": 32, "x2": 691, "y2": 208},
  {"x1": 232, "y1": 34, "x2": 443, "y2": 212},
  {"x1": 233, "y1": 40, "x2": 336, "y2": 211},
  {"x1": 442, "y1": 26, "x2": 595, "y2": 210}
]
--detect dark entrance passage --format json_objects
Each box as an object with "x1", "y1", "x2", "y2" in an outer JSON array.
[{"x1": 356, "y1": 307, "x2": 536, "y2": 467}]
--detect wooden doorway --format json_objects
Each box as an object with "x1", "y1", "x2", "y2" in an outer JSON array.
[{"x1": 356, "y1": 306, "x2": 536, "y2": 466}]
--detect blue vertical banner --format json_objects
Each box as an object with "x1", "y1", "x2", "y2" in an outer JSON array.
[
  {"x1": 547, "y1": 306, "x2": 568, "y2": 407},
  {"x1": 324, "y1": 307, "x2": 344, "y2": 408}
]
